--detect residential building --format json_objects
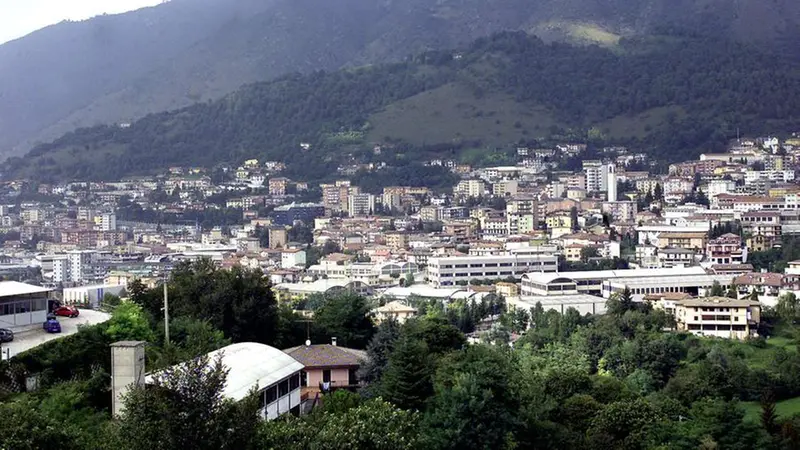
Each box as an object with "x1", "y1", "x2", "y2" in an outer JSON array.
[
  {"x1": 280, "y1": 249, "x2": 306, "y2": 269},
  {"x1": 455, "y1": 179, "x2": 486, "y2": 198},
  {"x1": 284, "y1": 342, "x2": 366, "y2": 398},
  {"x1": 583, "y1": 160, "x2": 609, "y2": 193},
  {"x1": 373, "y1": 300, "x2": 418, "y2": 324},
  {"x1": 706, "y1": 233, "x2": 746, "y2": 265},
  {"x1": 271, "y1": 203, "x2": 325, "y2": 226},
  {"x1": 347, "y1": 193, "x2": 375, "y2": 217},
  {"x1": 100, "y1": 213, "x2": 117, "y2": 231},
  {"x1": 673, "y1": 297, "x2": 760, "y2": 339},
  {"x1": 268, "y1": 227, "x2": 289, "y2": 249}
]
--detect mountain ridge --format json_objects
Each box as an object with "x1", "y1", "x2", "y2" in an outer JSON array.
[
  {"x1": 6, "y1": 32, "x2": 800, "y2": 184},
  {"x1": 2, "y1": 0, "x2": 800, "y2": 158}
]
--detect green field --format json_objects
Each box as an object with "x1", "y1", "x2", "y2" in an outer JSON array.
[
  {"x1": 367, "y1": 82, "x2": 563, "y2": 147},
  {"x1": 742, "y1": 396, "x2": 800, "y2": 423},
  {"x1": 530, "y1": 21, "x2": 623, "y2": 47}
]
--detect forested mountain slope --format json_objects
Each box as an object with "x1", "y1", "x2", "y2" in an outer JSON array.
[
  {"x1": 6, "y1": 32, "x2": 800, "y2": 183},
  {"x1": 2, "y1": 0, "x2": 799, "y2": 159}
]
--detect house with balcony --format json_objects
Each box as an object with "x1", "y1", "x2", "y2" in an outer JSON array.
[
  {"x1": 283, "y1": 341, "x2": 366, "y2": 403},
  {"x1": 705, "y1": 233, "x2": 746, "y2": 265},
  {"x1": 673, "y1": 297, "x2": 760, "y2": 340}
]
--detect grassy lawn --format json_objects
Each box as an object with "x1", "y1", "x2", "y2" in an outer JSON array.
[{"x1": 742, "y1": 396, "x2": 800, "y2": 423}]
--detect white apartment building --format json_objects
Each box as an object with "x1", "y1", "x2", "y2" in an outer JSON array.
[
  {"x1": 427, "y1": 254, "x2": 558, "y2": 287},
  {"x1": 706, "y1": 179, "x2": 736, "y2": 199},
  {"x1": 52, "y1": 256, "x2": 68, "y2": 284},
  {"x1": 745, "y1": 170, "x2": 795, "y2": 185},
  {"x1": 100, "y1": 212, "x2": 117, "y2": 231},
  {"x1": 67, "y1": 250, "x2": 99, "y2": 284},
  {"x1": 583, "y1": 160, "x2": 608, "y2": 193},
  {"x1": 347, "y1": 193, "x2": 375, "y2": 217}
]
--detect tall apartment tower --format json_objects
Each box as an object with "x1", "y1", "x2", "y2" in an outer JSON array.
[{"x1": 583, "y1": 160, "x2": 609, "y2": 193}]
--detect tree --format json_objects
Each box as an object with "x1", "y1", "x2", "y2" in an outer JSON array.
[
  {"x1": 258, "y1": 398, "x2": 420, "y2": 449},
  {"x1": 312, "y1": 293, "x2": 375, "y2": 349},
  {"x1": 570, "y1": 206, "x2": 579, "y2": 232},
  {"x1": 404, "y1": 273, "x2": 415, "y2": 287},
  {"x1": 776, "y1": 292, "x2": 800, "y2": 324},
  {"x1": 709, "y1": 281, "x2": 725, "y2": 297},
  {"x1": 0, "y1": 396, "x2": 80, "y2": 450},
  {"x1": 607, "y1": 287, "x2": 635, "y2": 316},
  {"x1": 118, "y1": 353, "x2": 261, "y2": 450},
  {"x1": 761, "y1": 390, "x2": 779, "y2": 438},
  {"x1": 105, "y1": 302, "x2": 155, "y2": 343},
  {"x1": 423, "y1": 345, "x2": 520, "y2": 450},
  {"x1": 587, "y1": 398, "x2": 664, "y2": 449},
  {"x1": 159, "y1": 260, "x2": 281, "y2": 344},
  {"x1": 580, "y1": 246, "x2": 600, "y2": 263},
  {"x1": 379, "y1": 336, "x2": 435, "y2": 411},
  {"x1": 404, "y1": 317, "x2": 466, "y2": 355},
  {"x1": 358, "y1": 318, "x2": 401, "y2": 389},
  {"x1": 653, "y1": 183, "x2": 664, "y2": 201}
]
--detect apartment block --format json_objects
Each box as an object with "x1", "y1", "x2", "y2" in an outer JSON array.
[{"x1": 427, "y1": 254, "x2": 558, "y2": 287}]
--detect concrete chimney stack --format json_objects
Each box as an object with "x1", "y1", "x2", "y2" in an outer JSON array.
[
  {"x1": 331, "y1": 337, "x2": 337, "y2": 346},
  {"x1": 111, "y1": 341, "x2": 146, "y2": 417}
]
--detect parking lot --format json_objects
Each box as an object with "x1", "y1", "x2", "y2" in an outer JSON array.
[{"x1": 1, "y1": 309, "x2": 111, "y2": 359}]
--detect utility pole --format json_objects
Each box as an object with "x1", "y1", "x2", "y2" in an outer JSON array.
[{"x1": 163, "y1": 278, "x2": 170, "y2": 345}]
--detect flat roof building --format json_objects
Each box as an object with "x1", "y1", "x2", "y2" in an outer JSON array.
[
  {"x1": 672, "y1": 297, "x2": 760, "y2": 340},
  {"x1": 521, "y1": 267, "x2": 708, "y2": 297},
  {"x1": 0, "y1": 281, "x2": 53, "y2": 329},
  {"x1": 428, "y1": 254, "x2": 558, "y2": 287}
]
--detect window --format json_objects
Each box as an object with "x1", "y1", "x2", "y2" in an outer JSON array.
[
  {"x1": 290, "y1": 373, "x2": 300, "y2": 391},
  {"x1": 323, "y1": 370, "x2": 331, "y2": 383},
  {"x1": 301, "y1": 371, "x2": 307, "y2": 387},
  {"x1": 279, "y1": 379, "x2": 289, "y2": 397},
  {"x1": 265, "y1": 386, "x2": 277, "y2": 404}
]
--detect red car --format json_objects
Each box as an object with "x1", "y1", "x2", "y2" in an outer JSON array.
[{"x1": 53, "y1": 306, "x2": 80, "y2": 318}]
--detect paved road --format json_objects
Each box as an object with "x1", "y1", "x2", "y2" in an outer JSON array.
[{"x1": 1, "y1": 309, "x2": 111, "y2": 359}]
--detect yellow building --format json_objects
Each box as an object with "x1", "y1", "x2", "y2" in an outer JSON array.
[
  {"x1": 495, "y1": 282, "x2": 519, "y2": 297},
  {"x1": 673, "y1": 297, "x2": 760, "y2": 340}
]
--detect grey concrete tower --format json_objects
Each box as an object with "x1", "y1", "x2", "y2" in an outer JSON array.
[{"x1": 110, "y1": 341, "x2": 146, "y2": 417}]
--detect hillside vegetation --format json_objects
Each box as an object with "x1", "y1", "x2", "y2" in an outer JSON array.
[
  {"x1": 2, "y1": 0, "x2": 800, "y2": 158},
  {"x1": 6, "y1": 32, "x2": 800, "y2": 183}
]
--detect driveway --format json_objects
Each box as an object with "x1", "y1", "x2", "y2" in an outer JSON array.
[{"x1": 1, "y1": 309, "x2": 111, "y2": 359}]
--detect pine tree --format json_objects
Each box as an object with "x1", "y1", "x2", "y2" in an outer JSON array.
[
  {"x1": 379, "y1": 337, "x2": 434, "y2": 411},
  {"x1": 358, "y1": 318, "x2": 401, "y2": 389},
  {"x1": 761, "y1": 390, "x2": 779, "y2": 437}
]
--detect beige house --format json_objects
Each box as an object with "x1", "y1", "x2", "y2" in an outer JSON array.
[
  {"x1": 673, "y1": 297, "x2": 760, "y2": 340},
  {"x1": 373, "y1": 300, "x2": 418, "y2": 324}
]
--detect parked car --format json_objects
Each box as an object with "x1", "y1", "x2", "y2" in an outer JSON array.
[
  {"x1": 53, "y1": 305, "x2": 80, "y2": 318},
  {"x1": 43, "y1": 319, "x2": 61, "y2": 334},
  {"x1": 0, "y1": 328, "x2": 13, "y2": 343}
]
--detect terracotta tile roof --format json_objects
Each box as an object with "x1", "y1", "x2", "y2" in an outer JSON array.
[{"x1": 283, "y1": 344, "x2": 366, "y2": 369}]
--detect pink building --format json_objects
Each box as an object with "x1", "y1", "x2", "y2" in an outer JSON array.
[{"x1": 283, "y1": 341, "x2": 366, "y2": 400}]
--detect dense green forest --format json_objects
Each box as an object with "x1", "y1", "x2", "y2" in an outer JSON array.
[
  {"x1": 6, "y1": 31, "x2": 800, "y2": 184},
  {"x1": 5, "y1": 261, "x2": 800, "y2": 449}
]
